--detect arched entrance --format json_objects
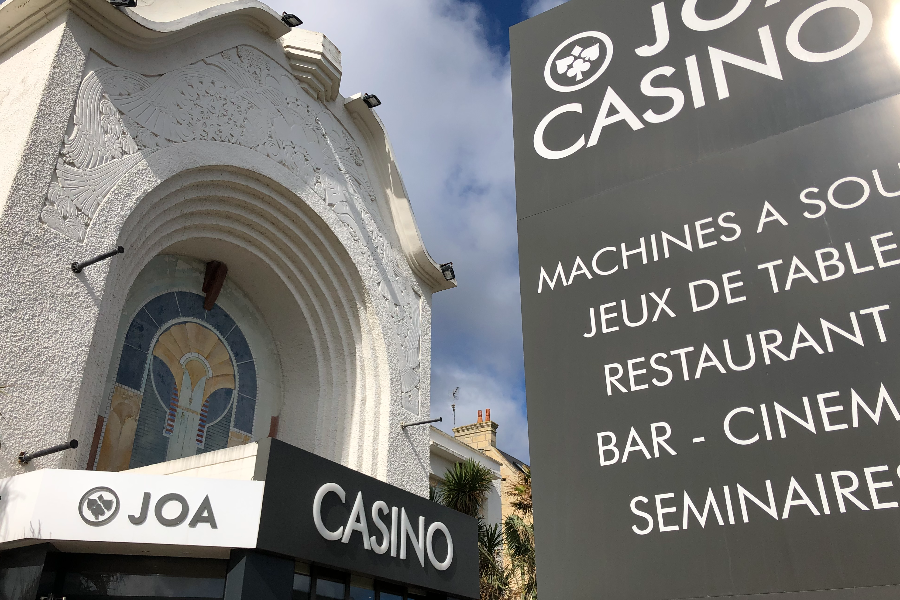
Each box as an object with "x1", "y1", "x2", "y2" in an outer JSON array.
[
  {"x1": 94, "y1": 255, "x2": 277, "y2": 471},
  {"x1": 84, "y1": 164, "x2": 396, "y2": 477}
]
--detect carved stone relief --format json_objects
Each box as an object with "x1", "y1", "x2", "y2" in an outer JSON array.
[
  {"x1": 42, "y1": 45, "x2": 421, "y2": 412},
  {"x1": 375, "y1": 231, "x2": 423, "y2": 415}
]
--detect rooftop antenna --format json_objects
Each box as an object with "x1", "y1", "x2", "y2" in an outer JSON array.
[{"x1": 451, "y1": 387, "x2": 459, "y2": 426}]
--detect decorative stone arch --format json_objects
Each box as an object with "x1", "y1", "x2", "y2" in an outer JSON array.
[{"x1": 79, "y1": 160, "x2": 399, "y2": 480}]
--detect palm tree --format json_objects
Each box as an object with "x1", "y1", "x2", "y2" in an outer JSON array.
[
  {"x1": 504, "y1": 514, "x2": 536, "y2": 600},
  {"x1": 479, "y1": 520, "x2": 511, "y2": 600},
  {"x1": 504, "y1": 467, "x2": 536, "y2": 600},
  {"x1": 436, "y1": 458, "x2": 494, "y2": 517},
  {"x1": 433, "y1": 459, "x2": 510, "y2": 600}
]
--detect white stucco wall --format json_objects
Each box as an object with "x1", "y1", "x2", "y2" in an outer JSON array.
[
  {"x1": 0, "y1": 15, "x2": 67, "y2": 221},
  {"x1": 129, "y1": 442, "x2": 261, "y2": 480},
  {"x1": 0, "y1": 1, "x2": 451, "y2": 497}
]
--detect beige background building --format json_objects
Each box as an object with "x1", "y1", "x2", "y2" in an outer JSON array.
[{"x1": 453, "y1": 409, "x2": 530, "y2": 524}]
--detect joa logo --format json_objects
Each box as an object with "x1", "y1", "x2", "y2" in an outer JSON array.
[
  {"x1": 77, "y1": 487, "x2": 218, "y2": 529},
  {"x1": 544, "y1": 31, "x2": 613, "y2": 93}
]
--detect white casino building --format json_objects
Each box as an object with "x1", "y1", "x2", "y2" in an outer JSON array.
[{"x1": 0, "y1": 1, "x2": 476, "y2": 599}]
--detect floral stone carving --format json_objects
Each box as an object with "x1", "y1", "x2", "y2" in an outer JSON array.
[{"x1": 41, "y1": 46, "x2": 376, "y2": 242}]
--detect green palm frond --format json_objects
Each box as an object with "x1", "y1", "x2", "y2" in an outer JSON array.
[
  {"x1": 504, "y1": 513, "x2": 537, "y2": 600},
  {"x1": 435, "y1": 459, "x2": 520, "y2": 599},
  {"x1": 438, "y1": 458, "x2": 494, "y2": 518},
  {"x1": 503, "y1": 514, "x2": 534, "y2": 561},
  {"x1": 479, "y1": 520, "x2": 504, "y2": 558},
  {"x1": 479, "y1": 520, "x2": 510, "y2": 600}
]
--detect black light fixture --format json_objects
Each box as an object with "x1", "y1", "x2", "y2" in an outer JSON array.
[
  {"x1": 72, "y1": 246, "x2": 125, "y2": 274},
  {"x1": 19, "y1": 439, "x2": 78, "y2": 464},
  {"x1": 282, "y1": 12, "x2": 303, "y2": 27},
  {"x1": 362, "y1": 93, "x2": 382, "y2": 109},
  {"x1": 108, "y1": 0, "x2": 137, "y2": 7},
  {"x1": 440, "y1": 262, "x2": 455, "y2": 281}
]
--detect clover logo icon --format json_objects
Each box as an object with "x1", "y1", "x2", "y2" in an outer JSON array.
[
  {"x1": 544, "y1": 31, "x2": 613, "y2": 93},
  {"x1": 555, "y1": 44, "x2": 602, "y2": 81},
  {"x1": 79, "y1": 486, "x2": 120, "y2": 526}
]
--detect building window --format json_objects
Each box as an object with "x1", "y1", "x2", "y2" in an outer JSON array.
[
  {"x1": 349, "y1": 574, "x2": 375, "y2": 600},
  {"x1": 377, "y1": 582, "x2": 405, "y2": 600},
  {"x1": 293, "y1": 573, "x2": 312, "y2": 600},
  {"x1": 289, "y1": 565, "x2": 452, "y2": 600},
  {"x1": 315, "y1": 577, "x2": 347, "y2": 600},
  {"x1": 349, "y1": 587, "x2": 376, "y2": 600}
]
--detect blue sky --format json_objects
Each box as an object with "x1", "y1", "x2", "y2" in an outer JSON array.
[
  {"x1": 472, "y1": 0, "x2": 531, "y2": 53},
  {"x1": 268, "y1": 0, "x2": 565, "y2": 461}
]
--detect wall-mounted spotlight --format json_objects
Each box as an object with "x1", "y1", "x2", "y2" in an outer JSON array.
[
  {"x1": 282, "y1": 12, "x2": 303, "y2": 27},
  {"x1": 362, "y1": 93, "x2": 382, "y2": 109},
  {"x1": 19, "y1": 439, "x2": 78, "y2": 464},
  {"x1": 440, "y1": 262, "x2": 455, "y2": 281},
  {"x1": 108, "y1": 0, "x2": 137, "y2": 7},
  {"x1": 72, "y1": 246, "x2": 124, "y2": 274}
]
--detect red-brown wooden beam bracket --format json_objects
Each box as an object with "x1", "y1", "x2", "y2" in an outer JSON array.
[
  {"x1": 86, "y1": 415, "x2": 105, "y2": 470},
  {"x1": 202, "y1": 261, "x2": 228, "y2": 310}
]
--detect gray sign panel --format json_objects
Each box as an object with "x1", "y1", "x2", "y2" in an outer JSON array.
[{"x1": 511, "y1": 1, "x2": 900, "y2": 599}]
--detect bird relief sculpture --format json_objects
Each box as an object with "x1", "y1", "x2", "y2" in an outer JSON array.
[
  {"x1": 399, "y1": 294, "x2": 422, "y2": 414},
  {"x1": 378, "y1": 257, "x2": 422, "y2": 415},
  {"x1": 41, "y1": 46, "x2": 377, "y2": 243}
]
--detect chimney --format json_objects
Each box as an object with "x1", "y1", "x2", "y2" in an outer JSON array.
[{"x1": 453, "y1": 408, "x2": 498, "y2": 450}]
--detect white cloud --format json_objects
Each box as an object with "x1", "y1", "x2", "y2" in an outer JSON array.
[
  {"x1": 266, "y1": 0, "x2": 530, "y2": 460},
  {"x1": 432, "y1": 365, "x2": 530, "y2": 464},
  {"x1": 525, "y1": 0, "x2": 569, "y2": 18}
]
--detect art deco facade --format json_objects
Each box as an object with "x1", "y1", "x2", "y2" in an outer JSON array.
[{"x1": 0, "y1": 0, "x2": 453, "y2": 495}]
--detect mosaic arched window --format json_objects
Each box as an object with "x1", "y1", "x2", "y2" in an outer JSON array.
[{"x1": 95, "y1": 291, "x2": 257, "y2": 471}]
